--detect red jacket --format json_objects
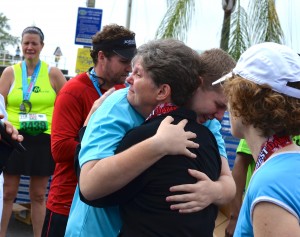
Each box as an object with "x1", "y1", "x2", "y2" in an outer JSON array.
[{"x1": 47, "y1": 72, "x2": 124, "y2": 215}]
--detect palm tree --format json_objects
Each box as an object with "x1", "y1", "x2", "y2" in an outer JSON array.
[
  {"x1": 220, "y1": 0, "x2": 237, "y2": 52},
  {"x1": 227, "y1": 0, "x2": 250, "y2": 60},
  {"x1": 155, "y1": 0, "x2": 284, "y2": 60},
  {"x1": 248, "y1": 0, "x2": 284, "y2": 44},
  {"x1": 155, "y1": 0, "x2": 195, "y2": 42},
  {"x1": 0, "y1": 12, "x2": 19, "y2": 51}
]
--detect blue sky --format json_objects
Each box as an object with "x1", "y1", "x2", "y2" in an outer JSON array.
[{"x1": 2, "y1": 0, "x2": 300, "y2": 75}]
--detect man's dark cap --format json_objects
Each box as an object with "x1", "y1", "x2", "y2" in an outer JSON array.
[{"x1": 93, "y1": 36, "x2": 137, "y2": 60}]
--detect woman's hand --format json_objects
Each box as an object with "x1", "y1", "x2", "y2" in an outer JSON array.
[
  {"x1": 0, "y1": 116, "x2": 23, "y2": 143},
  {"x1": 153, "y1": 116, "x2": 199, "y2": 158},
  {"x1": 166, "y1": 169, "x2": 218, "y2": 213}
]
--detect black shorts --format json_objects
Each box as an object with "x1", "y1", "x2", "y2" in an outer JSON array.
[
  {"x1": 3, "y1": 132, "x2": 54, "y2": 176},
  {"x1": 42, "y1": 208, "x2": 68, "y2": 237}
]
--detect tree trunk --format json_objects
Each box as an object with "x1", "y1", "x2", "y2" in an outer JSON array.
[{"x1": 220, "y1": 10, "x2": 231, "y2": 51}]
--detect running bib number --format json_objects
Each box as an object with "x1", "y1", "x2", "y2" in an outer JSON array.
[{"x1": 19, "y1": 114, "x2": 48, "y2": 135}]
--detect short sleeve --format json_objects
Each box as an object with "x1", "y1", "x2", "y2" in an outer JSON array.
[{"x1": 203, "y1": 119, "x2": 227, "y2": 158}]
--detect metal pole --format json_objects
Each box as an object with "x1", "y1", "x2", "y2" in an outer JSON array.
[
  {"x1": 86, "y1": 0, "x2": 95, "y2": 8},
  {"x1": 126, "y1": 0, "x2": 132, "y2": 29}
]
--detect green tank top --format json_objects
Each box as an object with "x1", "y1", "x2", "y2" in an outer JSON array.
[{"x1": 6, "y1": 61, "x2": 56, "y2": 134}]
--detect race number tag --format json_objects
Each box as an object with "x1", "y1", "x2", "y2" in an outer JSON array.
[{"x1": 19, "y1": 113, "x2": 48, "y2": 135}]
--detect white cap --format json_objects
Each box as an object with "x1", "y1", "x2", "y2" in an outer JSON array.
[{"x1": 212, "y1": 42, "x2": 300, "y2": 99}]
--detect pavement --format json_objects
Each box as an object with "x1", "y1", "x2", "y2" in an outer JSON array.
[{"x1": 6, "y1": 214, "x2": 33, "y2": 237}]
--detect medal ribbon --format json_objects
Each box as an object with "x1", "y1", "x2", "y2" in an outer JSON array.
[
  {"x1": 89, "y1": 68, "x2": 103, "y2": 96},
  {"x1": 255, "y1": 134, "x2": 293, "y2": 170},
  {"x1": 146, "y1": 103, "x2": 178, "y2": 121},
  {"x1": 21, "y1": 60, "x2": 41, "y2": 101}
]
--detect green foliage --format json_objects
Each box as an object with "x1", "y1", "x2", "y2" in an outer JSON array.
[
  {"x1": 248, "y1": 0, "x2": 284, "y2": 44},
  {"x1": 228, "y1": 0, "x2": 284, "y2": 60},
  {"x1": 156, "y1": 0, "x2": 285, "y2": 61},
  {"x1": 228, "y1": 0, "x2": 250, "y2": 60},
  {"x1": 0, "y1": 12, "x2": 20, "y2": 50},
  {"x1": 155, "y1": 0, "x2": 195, "y2": 41}
]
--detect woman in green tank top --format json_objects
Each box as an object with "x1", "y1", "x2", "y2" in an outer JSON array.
[{"x1": 0, "y1": 26, "x2": 66, "y2": 237}]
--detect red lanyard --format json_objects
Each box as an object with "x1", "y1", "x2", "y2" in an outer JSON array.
[
  {"x1": 255, "y1": 135, "x2": 293, "y2": 170},
  {"x1": 146, "y1": 103, "x2": 178, "y2": 121}
]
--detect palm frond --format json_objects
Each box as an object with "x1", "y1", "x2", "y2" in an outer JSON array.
[
  {"x1": 155, "y1": 0, "x2": 195, "y2": 41},
  {"x1": 166, "y1": 0, "x2": 173, "y2": 7},
  {"x1": 248, "y1": 0, "x2": 284, "y2": 44},
  {"x1": 228, "y1": 0, "x2": 250, "y2": 60}
]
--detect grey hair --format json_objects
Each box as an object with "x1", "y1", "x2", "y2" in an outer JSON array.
[{"x1": 133, "y1": 38, "x2": 201, "y2": 106}]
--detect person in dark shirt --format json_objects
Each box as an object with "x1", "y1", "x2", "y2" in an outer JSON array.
[{"x1": 108, "y1": 109, "x2": 221, "y2": 236}]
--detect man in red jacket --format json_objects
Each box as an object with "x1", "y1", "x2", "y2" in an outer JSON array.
[{"x1": 41, "y1": 24, "x2": 137, "y2": 237}]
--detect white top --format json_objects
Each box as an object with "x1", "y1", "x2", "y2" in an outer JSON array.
[{"x1": 0, "y1": 94, "x2": 7, "y2": 121}]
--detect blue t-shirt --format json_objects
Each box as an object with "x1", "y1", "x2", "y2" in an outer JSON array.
[
  {"x1": 65, "y1": 87, "x2": 227, "y2": 237},
  {"x1": 65, "y1": 88, "x2": 144, "y2": 237},
  {"x1": 203, "y1": 119, "x2": 227, "y2": 159},
  {"x1": 234, "y1": 152, "x2": 300, "y2": 237}
]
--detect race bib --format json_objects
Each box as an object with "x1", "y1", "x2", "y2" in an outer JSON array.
[{"x1": 19, "y1": 113, "x2": 48, "y2": 135}]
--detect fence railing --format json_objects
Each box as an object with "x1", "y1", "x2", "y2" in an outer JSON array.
[
  {"x1": 0, "y1": 50, "x2": 67, "y2": 70},
  {"x1": 0, "y1": 50, "x2": 20, "y2": 66}
]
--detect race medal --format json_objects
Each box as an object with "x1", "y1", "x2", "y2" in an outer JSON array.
[
  {"x1": 19, "y1": 100, "x2": 32, "y2": 114},
  {"x1": 20, "y1": 103, "x2": 26, "y2": 113},
  {"x1": 19, "y1": 113, "x2": 48, "y2": 135}
]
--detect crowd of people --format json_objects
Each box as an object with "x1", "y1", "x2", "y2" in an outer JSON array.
[{"x1": 0, "y1": 23, "x2": 299, "y2": 237}]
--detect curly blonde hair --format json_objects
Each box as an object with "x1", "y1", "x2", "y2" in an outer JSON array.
[{"x1": 223, "y1": 76, "x2": 300, "y2": 137}]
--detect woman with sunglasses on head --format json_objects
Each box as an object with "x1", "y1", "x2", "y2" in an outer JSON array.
[
  {"x1": 0, "y1": 26, "x2": 66, "y2": 237},
  {"x1": 216, "y1": 42, "x2": 300, "y2": 237}
]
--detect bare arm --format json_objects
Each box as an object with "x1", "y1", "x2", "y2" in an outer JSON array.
[
  {"x1": 210, "y1": 156, "x2": 236, "y2": 205},
  {"x1": 0, "y1": 66, "x2": 23, "y2": 142},
  {"x1": 253, "y1": 202, "x2": 300, "y2": 237},
  {"x1": 225, "y1": 152, "x2": 253, "y2": 237},
  {"x1": 0, "y1": 66, "x2": 14, "y2": 100},
  {"x1": 49, "y1": 67, "x2": 67, "y2": 93},
  {"x1": 80, "y1": 116, "x2": 199, "y2": 200}
]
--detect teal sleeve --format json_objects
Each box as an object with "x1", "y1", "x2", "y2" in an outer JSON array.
[
  {"x1": 203, "y1": 119, "x2": 227, "y2": 159},
  {"x1": 79, "y1": 88, "x2": 144, "y2": 167}
]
